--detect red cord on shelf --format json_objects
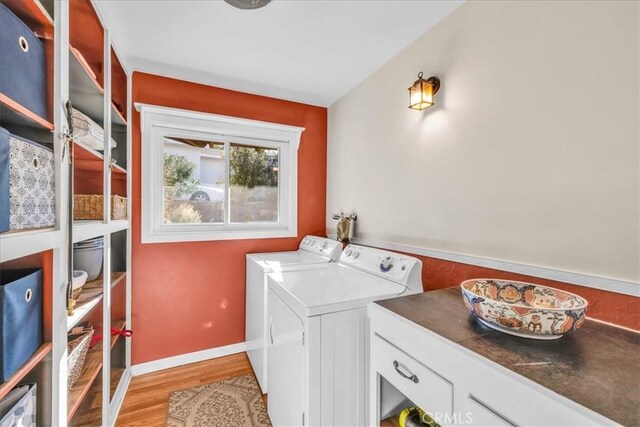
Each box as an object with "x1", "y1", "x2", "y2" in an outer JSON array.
[{"x1": 90, "y1": 328, "x2": 133, "y2": 347}]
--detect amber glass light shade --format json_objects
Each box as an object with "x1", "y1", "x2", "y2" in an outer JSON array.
[{"x1": 408, "y1": 73, "x2": 440, "y2": 110}]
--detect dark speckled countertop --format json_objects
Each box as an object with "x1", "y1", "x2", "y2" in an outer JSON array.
[{"x1": 376, "y1": 288, "x2": 640, "y2": 426}]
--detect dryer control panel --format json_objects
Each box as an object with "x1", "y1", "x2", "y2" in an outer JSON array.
[
  {"x1": 339, "y1": 244, "x2": 423, "y2": 294},
  {"x1": 299, "y1": 236, "x2": 343, "y2": 261}
]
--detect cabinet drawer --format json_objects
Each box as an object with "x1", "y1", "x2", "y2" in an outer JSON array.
[
  {"x1": 465, "y1": 395, "x2": 514, "y2": 427},
  {"x1": 372, "y1": 333, "x2": 453, "y2": 421}
]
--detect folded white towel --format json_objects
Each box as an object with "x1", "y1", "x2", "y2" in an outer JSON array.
[{"x1": 72, "y1": 107, "x2": 117, "y2": 151}]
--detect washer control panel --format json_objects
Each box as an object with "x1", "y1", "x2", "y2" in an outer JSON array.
[
  {"x1": 380, "y1": 256, "x2": 394, "y2": 272},
  {"x1": 299, "y1": 236, "x2": 342, "y2": 261},
  {"x1": 339, "y1": 244, "x2": 421, "y2": 288}
]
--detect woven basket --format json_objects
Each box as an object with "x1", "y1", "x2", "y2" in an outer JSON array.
[
  {"x1": 74, "y1": 195, "x2": 127, "y2": 220},
  {"x1": 67, "y1": 326, "x2": 94, "y2": 389},
  {"x1": 71, "y1": 286, "x2": 84, "y2": 300}
]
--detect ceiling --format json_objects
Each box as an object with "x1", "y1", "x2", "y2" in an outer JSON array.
[{"x1": 94, "y1": 0, "x2": 463, "y2": 107}]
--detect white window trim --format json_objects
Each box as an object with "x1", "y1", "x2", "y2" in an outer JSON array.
[{"x1": 135, "y1": 103, "x2": 304, "y2": 243}]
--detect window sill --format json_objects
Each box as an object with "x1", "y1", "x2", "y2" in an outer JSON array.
[{"x1": 141, "y1": 226, "x2": 297, "y2": 244}]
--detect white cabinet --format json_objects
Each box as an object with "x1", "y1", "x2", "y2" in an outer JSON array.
[
  {"x1": 371, "y1": 334, "x2": 453, "y2": 424},
  {"x1": 463, "y1": 395, "x2": 514, "y2": 426},
  {"x1": 267, "y1": 288, "x2": 370, "y2": 427},
  {"x1": 368, "y1": 304, "x2": 617, "y2": 427},
  {"x1": 267, "y1": 289, "x2": 306, "y2": 427},
  {"x1": 320, "y1": 308, "x2": 367, "y2": 427}
]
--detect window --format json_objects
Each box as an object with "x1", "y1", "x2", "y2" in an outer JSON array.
[{"x1": 137, "y1": 104, "x2": 304, "y2": 243}]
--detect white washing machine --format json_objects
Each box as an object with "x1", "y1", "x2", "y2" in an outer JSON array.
[
  {"x1": 246, "y1": 236, "x2": 342, "y2": 393},
  {"x1": 266, "y1": 244, "x2": 423, "y2": 427}
]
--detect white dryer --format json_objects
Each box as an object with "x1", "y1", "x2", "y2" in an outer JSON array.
[
  {"x1": 266, "y1": 244, "x2": 423, "y2": 427},
  {"x1": 246, "y1": 236, "x2": 342, "y2": 393}
]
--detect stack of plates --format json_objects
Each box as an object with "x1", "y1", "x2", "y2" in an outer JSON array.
[
  {"x1": 73, "y1": 236, "x2": 103, "y2": 250},
  {"x1": 73, "y1": 237, "x2": 104, "y2": 281}
]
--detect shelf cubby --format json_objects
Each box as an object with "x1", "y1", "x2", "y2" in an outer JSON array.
[
  {"x1": 67, "y1": 272, "x2": 126, "y2": 332},
  {"x1": 111, "y1": 46, "x2": 128, "y2": 205},
  {"x1": 110, "y1": 230, "x2": 128, "y2": 402},
  {"x1": 109, "y1": 342, "x2": 126, "y2": 402},
  {"x1": 72, "y1": 140, "x2": 105, "y2": 227},
  {"x1": 0, "y1": 250, "x2": 53, "y2": 424},
  {"x1": 69, "y1": 0, "x2": 103, "y2": 90},
  {"x1": 74, "y1": 139, "x2": 127, "y2": 176},
  {"x1": 69, "y1": 369, "x2": 102, "y2": 427},
  {"x1": 67, "y1": 319, "x2": 126, "y2": 422},
  {"x1": 110, "y1": 230, "x2": 127, "y2": 278},
  {"x1": 70, "y1": 363, "x2": 124, "y2": 427},
  {"x1": 68, "y1": 1, "x2": 126, "y2": 127},
  {"x1": 1, "y1": 251, "x2": 53, "y2": 338},
  {"x1": 376, "y1": 376, "x2": 437, "y2": 427},
  {"x1": 111, "y1": 49, "x2": 127, "y2": 127},
  {"x1": 68, "y1": 49, "x2": 125, "y2": 127},
  {"x1": 0, "y1": 343, "x2": 52, "y2": 400},
  {"x1": 67, "y1": 347, "x2": 102, "y2": 422},
  {"x1": 0, "y1": 0, "x2": 54, "y2": 131},
  {"x1": 111, "y1": 125, "x2": 128, "y2": 199},
  {"x1": 1, "y1": 0, "x2": 53, "y2": 38},
  {"x1": 69, "y1": 46, "x2": 105, "y2": 127}
]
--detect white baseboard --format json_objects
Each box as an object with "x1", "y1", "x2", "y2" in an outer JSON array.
[{"x1": 131, "y1": 341, "x2": 247, "y2": 376}]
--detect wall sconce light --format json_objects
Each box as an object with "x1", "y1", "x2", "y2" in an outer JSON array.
[{"x1": 408, "y1": 72, "x2": 440, "y2": 110}]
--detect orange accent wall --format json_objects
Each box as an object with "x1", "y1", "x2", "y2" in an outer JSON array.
[
  {"x1": 414, "y1": 254, "x2": 640, "y2": 331},
  {"x1": 131, "y1": 72, "x2": 327, "y2": 364}
]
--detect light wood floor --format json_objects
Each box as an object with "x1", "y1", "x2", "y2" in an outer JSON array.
[{"x1": 116, "y1": 352, "x2": 258, "y2": 426}]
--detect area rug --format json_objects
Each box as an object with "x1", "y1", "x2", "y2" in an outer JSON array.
[{"x1": 166, "y1": 374, "x2": 271, "y2": 427}]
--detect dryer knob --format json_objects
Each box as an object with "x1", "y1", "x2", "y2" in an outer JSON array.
[
  {"x1": 345, "y1": 249, "x2": 352, "y2": 257},
  {"x1": 380, "y1": 256, "x2": 394, "y2": 272},
  {"x1": 352, "y1": 252, "x2": 360, "y2": 259},
  {"x1": 321, "y1": 242, "x2": 328, "y2": 250}
]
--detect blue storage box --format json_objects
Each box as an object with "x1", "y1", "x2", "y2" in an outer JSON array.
[
  {"x1": 0, "y1": 128, "x2": 8, "y2": 233},
  {"x1": 0, "y1": 2, "x2": 47, "y2": 119},
  {"x1": 0, "y1": 269, "x2": 43, "y2": 382}
]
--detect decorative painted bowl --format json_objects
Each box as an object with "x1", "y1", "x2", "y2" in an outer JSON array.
[{"x1": 460, "y1": 279, "x2": 588, "y2": 340}]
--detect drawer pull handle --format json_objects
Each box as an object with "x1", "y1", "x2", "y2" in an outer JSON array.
[{"x1": 393, "y1": 360, "x2": 419, "y2": 383}]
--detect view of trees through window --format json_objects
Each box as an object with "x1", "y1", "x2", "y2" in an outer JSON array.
[
  {"x1": 230, "y1": 144, "x2": 279, "y2": 223},
  {"x1": 163, "y1": 137, "x2": 279, "y2": 224}
]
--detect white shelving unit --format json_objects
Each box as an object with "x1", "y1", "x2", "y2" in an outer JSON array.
[
  {"x1": 0, "y1": 0, "x2": 132, "y2": 425},
  {"x1": 72, "y1": 219, "x2": 129, "y2": 244},
  {"x1": 0, "y1": 228, "x2": 61, "y2": 263}
]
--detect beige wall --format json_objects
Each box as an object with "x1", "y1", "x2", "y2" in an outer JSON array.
[{"x1": 327, "y1": 1, "x2": 640, "y2": 283}]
